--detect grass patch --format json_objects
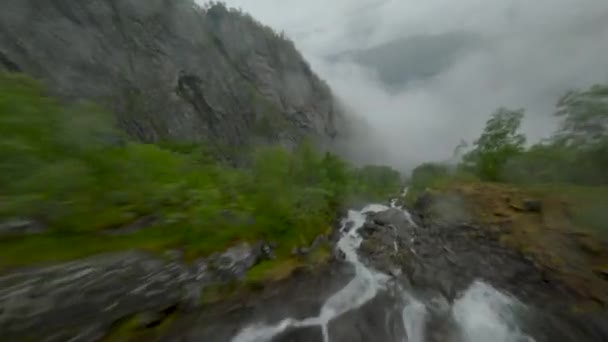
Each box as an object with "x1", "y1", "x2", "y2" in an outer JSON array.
[
  {"x1": 197, "y1": 243, "x2": 333, "y2": 306},
  {"x1": 524, "y1": 184, "x2": 608, "y2": 237},
  {"x1": 0, "y1": 227, "x2": 180, "y2": 270},
  {"x1": 245, "y1": 258, "x2": 303, "y2": 284},
  {"x1": 306, "y1": 243, "x2": 332, "y2": 265},
  {"x1": 407, "y1": 160, "x2": 608, "y2": 238},
  {"x1": 245, "y1": 242, "x2": 332, "y2": 285},
  {"x1": 102, "y1": 307, "x2": 179, "y2": 342},
  {"x1": 199, "y1": 282, "x2": 242, "y2": 305},
  {"x1": 409, "y1": 180, "x2": 608, "y2": 304},
  {"x1": 405, "y1": 162, "x2": 478, "y2": 205}
]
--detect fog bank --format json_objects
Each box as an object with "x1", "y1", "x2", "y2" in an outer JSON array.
[{"x1": 209, "y1": 0, "x2": 608, "y2": 170}]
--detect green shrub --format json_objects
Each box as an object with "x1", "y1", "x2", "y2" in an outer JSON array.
[
  {"x1": 461, "y1": 107, "x2": 526, "y2": 181},
  {"x1": 0, "y1": 72, "x2": 402, "y2": 267}
]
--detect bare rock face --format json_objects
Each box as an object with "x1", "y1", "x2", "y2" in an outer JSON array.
[
  {"x1": 0, "y1": 251, "x2": 190, "y2": 340},
  {"x1": 358, "y1": 204, "x2": 608, "y2": 342},
  {"x1": 0, "y1": 0, "x2": 340, "y2": 148},
  {"x1": 208, "y1": 242, "x2": 267, "y2": 281},
  {"x1": 0, "y1": 242, "x2": 273, "y2": 341},
  {"x1": 0, "y1": 218, "x2": 46, "y2": 238}
]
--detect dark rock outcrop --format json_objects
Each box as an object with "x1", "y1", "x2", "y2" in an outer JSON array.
[
  {"x1": 0, "y1": 0, "x2": 340, "y2": 148},
  {"x1": 273, "y1": 326, "x2": 324, "y2": 342},
  {"x1": 0, "y1": 218, "x2": 46, "y2": 238},
  {"x1": 358, "y1": 202, "x2": 608, "y2": 342},
  {"x1": 0, "y1": 241, "x2": 273, "y2": 341},
  {"x1": 208, "y1": 241, "x2": 273, "y2": 281},
  {"x1": 0, "y1": 251, "x2": 193, "y2": 341},
  {"x1": 291, "y1": 235, "x2": 327, "y2": 256}
]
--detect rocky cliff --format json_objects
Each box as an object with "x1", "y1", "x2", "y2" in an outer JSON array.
[{"x1": 0, "y1": 0, "x2": 339, "y2": 147}]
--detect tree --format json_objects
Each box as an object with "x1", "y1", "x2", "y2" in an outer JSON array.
[
  {"x1": 554, "y1": 84, "x2": 608, "y2": 147},
  {"x1": 462, "y1": 107, "x2": 526, "y2": 181}
]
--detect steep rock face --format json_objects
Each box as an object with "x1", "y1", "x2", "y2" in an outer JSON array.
[
  {"x1": 0, "y1": 0, "x2": 339, "y2": 147},
  {"x1": 0, "y1": 241, "x2": 274, "y2": 341}
]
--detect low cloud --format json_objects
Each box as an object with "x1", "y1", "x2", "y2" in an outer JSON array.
[{"x1": 213, "y1": 0, "x2": 608, "y2": 171}]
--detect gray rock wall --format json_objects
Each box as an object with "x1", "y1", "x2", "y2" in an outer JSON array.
[
  {"x1": 0, "y1": 241, "x2": 272, "y2": 341},
  {"x1": 0, "y1": 0, "x2": 339, "y2": 147}
]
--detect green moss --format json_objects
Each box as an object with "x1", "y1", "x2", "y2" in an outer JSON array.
[
  {"x1": 245, "y1": 243, "x2": 331, "y2": 286},
  {"x1": 103, "y1": 315, "x2": 141, "y2": 341},
  {"x1": 245, "y1": 258, "x2": 303, "y2": 284},
  {"x1": 405, "y1": 163, "x2": 478, "y2": 205},
  {"x1": 0, "y1": 227, "x2": 180, "y2": 270},
  {"x1": 525, "y1": 184, "x2": 608, "y2": 236},
  {"x1": 199, "y1": 282, "x2": 242, "y2": 305},
  {"x1": 306, "y1": 243, "x2": 332, "y2": 265},
  {"x1": 102, "y1": 308, "x2": 179, "y2": 342}
]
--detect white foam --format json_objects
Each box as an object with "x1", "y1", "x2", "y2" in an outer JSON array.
[
  {"x1": 401, "y1": 298, "x2": 427, "y2": 342},
  {"x1": 230, "y1": 204, "x2": 390, "y2": 342},
  {"x1": 231, "y1": 203, "x2": 533, "y2": 342},
  {"x1": 452, "y1": 281, "x2": 535, "y2": 342}
]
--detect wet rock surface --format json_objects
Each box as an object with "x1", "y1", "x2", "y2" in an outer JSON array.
[
  {"x1": 170, "y1": 197, "x2": 608, "y2": 342},
  {"x1": 327, "y1": 291, "x2": 407, "y2": 342},
  {"x1": 0, "y1": 251, "x2": 190, "y2": 340},
  {"x1": 356, "y1": 197, "x2": 608, "y2": 341},
  {"x1": 1, "y1": 194, "x2": 607, "y2": 341},
  {"x1": 273, "y1": 326, "x2": 324, "y2": 342},
  {"x1": 0, "y1": 241, "x2": 273, "y2": 341},
  {"x1": 0, "y1": 218, "x2": 46, "y2": 238},
  {"x1": 162, "y1": 262, "x2": 354, "y2": 342},
  {"x1": 209, "y1": 242, "x2": 266, "y2": 281},
  {"x1": 291, "y1": 235, "x2": 327, "y2": 256}
]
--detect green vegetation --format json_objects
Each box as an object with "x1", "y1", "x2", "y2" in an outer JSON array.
[
  {"x1": 461, "y1": 107, "x2": 526, "y2": 181},
  {"x1": 245, "y1": 258, "x2": 303, "y2": 284},
  {"x1": 407, "y1": 82, "x2": 608, "y2": 235},
  {"x1": 0, "y1": 72, "x2": 401, "y2": 269}
]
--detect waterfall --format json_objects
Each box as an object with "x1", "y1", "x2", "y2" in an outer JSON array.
[{"x1": 231, "y1": 202, "x2": 533, "y2": 342}]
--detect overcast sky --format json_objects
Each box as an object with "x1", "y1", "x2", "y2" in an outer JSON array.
[{"x1": 204, "y1": 0, "x2": 608, "y2": 170}]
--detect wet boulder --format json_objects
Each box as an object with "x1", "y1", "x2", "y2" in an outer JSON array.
[
  {"x1": 371, "y1": 208, "x2": 413, "y2": 228},
  {"x1": 291, "y1": 235, "x2": 328, "y2": 257},
  {"x1": 0, "y1": 218, "x2": 46, "y2": 238},
  {"x1": 0, "y1": 251, "x2": 197, "y2": 341},
  {"x1": 359, "y1": 222, "x2": 382, "y2": 238},
  {"x1": 273, "y1": 326, "x2": 324, "y2": 342},
  {"x1": 523, "y1": 199, "x2": 543, "y2": 213},
  {"x1": 208, "y1": 242, "x2": 265, "y2": 281}
]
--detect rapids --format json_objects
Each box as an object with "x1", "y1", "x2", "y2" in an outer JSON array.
[{"x1": 231, "y1": 202, "x2": 534, "y2": 342}]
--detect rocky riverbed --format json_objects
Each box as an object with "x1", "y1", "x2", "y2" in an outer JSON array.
[{"x1": 1, "y1": 188, "x2": 607, "y2": 341}]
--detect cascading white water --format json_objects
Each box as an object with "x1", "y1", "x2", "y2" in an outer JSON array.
[
  {"x1": 401, "y1": 298, "x2": 427, "y2": 342},
  {"x1": 452, "y1": 281, "x2": 534, "y2": 342},
  {"x1": 231, "y1": 204, "x2": 391, "y2": 342},
  {"x1": 231, "y1": 201, "x2": 534, "y2": 342}
]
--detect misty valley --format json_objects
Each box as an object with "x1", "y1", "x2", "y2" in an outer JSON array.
[{"x1": 1, "y1": 1, "x2": 607, "y2": 341}]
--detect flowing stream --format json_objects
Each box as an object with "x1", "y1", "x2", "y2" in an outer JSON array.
[{"x1": 231, "y1": 202, "x2": 535, "y2": 342}]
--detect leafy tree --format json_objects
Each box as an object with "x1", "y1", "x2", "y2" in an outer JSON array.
[
  {"x1": 410, "y1": 163, "x2": 450, "y2": 190},
  {"x1": 462, "y1": 107, "x2": 526, "y2": 181},
  {"x1": 352, "y1": 165, "x2": 402, "y2": 199},
  {"x1": 554, "y1": 84, "x2": 608, "y2": 147}
]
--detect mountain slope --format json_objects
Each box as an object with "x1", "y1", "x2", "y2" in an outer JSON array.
[{"x1": 0, "y1": 0, "x2": 339, "y2": 147}]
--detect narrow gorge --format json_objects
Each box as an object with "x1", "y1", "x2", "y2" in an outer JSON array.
[{"x1": 1, "y1": 1, "x2": 607, "y2": 341}]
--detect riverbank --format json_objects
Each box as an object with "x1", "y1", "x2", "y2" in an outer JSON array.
[
  {"x1": 407, "y1": 181, "x2": 608, "y2": 307},
  {"x1": 3, "y1": 183, "x2": 607, "y2": 341}
]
